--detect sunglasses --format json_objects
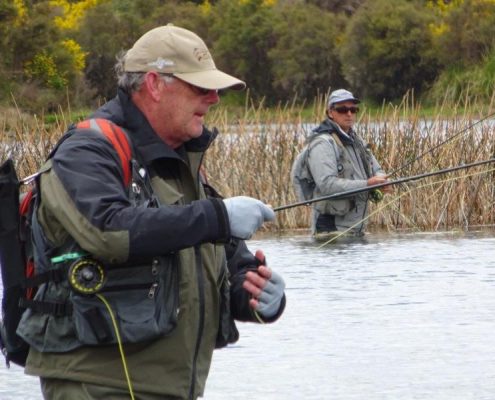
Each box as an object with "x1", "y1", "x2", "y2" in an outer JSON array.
[
  {"x1": 333, "y1": 106, "x2": 359, "y2": 114},
  {"x1": 188, "y1": 83, "x2": 218, "y2": 96},
  {"x1": 160, "y1": 73, "x2": 217, "y2": 96}
]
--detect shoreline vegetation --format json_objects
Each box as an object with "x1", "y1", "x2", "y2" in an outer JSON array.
[{"x1": 1, "y1": 92, "x2": 494, "y2": 234}]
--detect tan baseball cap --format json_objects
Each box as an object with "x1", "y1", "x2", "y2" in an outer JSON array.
[{"x1": 124, "y1": 24, "x2": 246, "y2": 91}]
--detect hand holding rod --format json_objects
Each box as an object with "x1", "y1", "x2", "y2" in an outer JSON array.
[{"x1": 274, "y1": 157, "x2": 495, "y2": 212}]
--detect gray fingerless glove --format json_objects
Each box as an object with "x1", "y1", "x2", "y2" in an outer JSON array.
[
  {"x1": 222, "y1": 196, "x2": 275, "y2": 239},
  {"x1": 256, "y1": 270, "x2": 285, "y2": 318}
]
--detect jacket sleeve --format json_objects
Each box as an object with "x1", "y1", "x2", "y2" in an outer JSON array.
[
  {"x1": 307, "y1": 137, "x2": 368, "y2": 195},
  {"x1": 39, "y1": 129, "x2": 230, "y2": 264},
  {"x1": 371, "y1": 153, "x2": 386, "y2": 176},
  {"x1": 225, "y1": 238, "x2": 286, "y2": 323}
]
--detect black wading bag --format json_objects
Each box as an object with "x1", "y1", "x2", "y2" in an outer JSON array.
[{"x1": 0, "y1": 159, "x2": 36, "y2": 367}]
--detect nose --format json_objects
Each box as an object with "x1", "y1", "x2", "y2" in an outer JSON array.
[{"x1": 205, "y1": 90, "x2": 220, "y2": 105}]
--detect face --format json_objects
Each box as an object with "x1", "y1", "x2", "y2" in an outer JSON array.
[
  {"x1": 155, "y1": 77, "x2": 220, "y2": 148},
  {"x1": 328, "y1": 100, "x2": 359, "y2": 133}
]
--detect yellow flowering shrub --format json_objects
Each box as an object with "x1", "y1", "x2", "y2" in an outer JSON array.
[
  {"x1": 49, "y1": 0, "x2": 104, "y2": 30},
  {"x1": 13, "y1": 0, "x2": 27, "y2": 26},
  {"x1": 62, "y1": 39, "x2": 87, "y2": 73},
  {"x1": 24, "y1": 52, "x2": 68, "y2": 89}
]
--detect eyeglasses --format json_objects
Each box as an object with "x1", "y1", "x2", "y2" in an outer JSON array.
[
  {"x1": 159, "y1": 73, "x2": 217, "y2": 96},
  {"x1": 332, "y1": 106, "x2": 359, "y2": 114},
  {"x1": 189, "y1": 84, "x2": 218, "y2": 96}
]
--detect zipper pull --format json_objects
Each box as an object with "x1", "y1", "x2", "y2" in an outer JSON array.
[{"x1": 148, "y1": 282, "x2": 158, "y2": 299}]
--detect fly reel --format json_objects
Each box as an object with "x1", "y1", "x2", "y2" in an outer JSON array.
[{"x1": 68, "y1": 257, "x2": 106, "y2": 294}]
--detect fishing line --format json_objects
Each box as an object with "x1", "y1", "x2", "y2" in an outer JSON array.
[
  {"x1": 316, "y1": 165, "x2": 495, "y2": 249},
  {"x1": 96, "y1": 293, "x2": 136, "y2": 400},
  {"x1": 387, "y1": 110, "x2": 495, "y2": 177}
]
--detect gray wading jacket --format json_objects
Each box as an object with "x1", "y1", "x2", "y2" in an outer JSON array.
[
  {"x1": 17, "y1": 89, "x2": 285, "y2": 399},
  {"x1": 306, "y1": 118, "x2": 385, "y2": 235}
]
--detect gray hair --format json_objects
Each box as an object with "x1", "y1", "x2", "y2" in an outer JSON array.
[{"x1": 115, "y1": 51, "x2": 175, "y2": 93}]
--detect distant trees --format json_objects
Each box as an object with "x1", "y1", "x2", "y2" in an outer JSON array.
[
  {"x1": 340, "y1": 0, "x2": 440, "y2": 102},
  {"x1": 1, "y1": 0, "x2": 495, "y2": 112},
  {"x1": 268, "y1": 3, "x2": 347, "y2": 101}
]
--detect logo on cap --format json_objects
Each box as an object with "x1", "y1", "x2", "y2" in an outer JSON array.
[
  {"x1": 193, "y1": 48, "x2": 211, "y2": 62},
  {"x1": 147, "y1": 57, "x2": 175, "y2": 70}
]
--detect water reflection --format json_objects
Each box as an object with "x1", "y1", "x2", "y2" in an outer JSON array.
[{"x1": 1, "y1": 231, "x2": 494, "y2": 399}]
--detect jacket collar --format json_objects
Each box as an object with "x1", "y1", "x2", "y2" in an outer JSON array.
[
  {"x1": 92, "y1": 89, "x2": 217, "y2": 164},
  {"x1": 311, "y1": 118, "x2": 355, "y2": 145}
]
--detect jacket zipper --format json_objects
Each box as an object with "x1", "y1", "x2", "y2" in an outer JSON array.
[{"x1": 188, "y1": 245, "x2": 205, "y2": 400}]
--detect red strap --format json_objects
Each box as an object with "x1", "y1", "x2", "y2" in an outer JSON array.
[
  {"x1": 25, "y1": 259, "x2": 35, "y2": 300},
  {"x1": 76, "y1": 119, "x2": 132, "y2": 187},
  {"x1": 19, "y1": 189, "x2": 34, "y2": 216}
]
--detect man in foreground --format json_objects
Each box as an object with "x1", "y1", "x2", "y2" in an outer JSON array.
[{"x1": 17, "y1": 25, "x2": 286, "y2": 399}]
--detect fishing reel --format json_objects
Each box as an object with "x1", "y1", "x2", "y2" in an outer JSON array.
[
  {"x1": 67, "y1": 257, "x2": 106, "y2": 295},
  {"x1": 369, "y1": 188, "x2": 384, "y2": 203}
]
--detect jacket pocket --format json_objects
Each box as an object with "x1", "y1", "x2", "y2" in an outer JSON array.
[{"x1": 215, "y1": 265, "x2": 239, "y2": 349}]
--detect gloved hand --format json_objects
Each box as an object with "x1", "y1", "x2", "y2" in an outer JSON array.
[
  {"x1": 255, "y1": 270, "x2": 285, "y2": 318},
  {"x1": 222, "y1": 196, "x2": 275, "y2": 239}
]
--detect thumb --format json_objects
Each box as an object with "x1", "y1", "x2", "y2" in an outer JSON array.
[{"x1": 255, "y1": 249, "x2": 266, "y2": 265}]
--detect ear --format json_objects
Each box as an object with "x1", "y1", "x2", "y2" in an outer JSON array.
[{"x1": 142, "y1": 72, "x2": 165, "y2": 102}]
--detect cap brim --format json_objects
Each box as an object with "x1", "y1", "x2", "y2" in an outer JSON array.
[{"x1": 175, "y1": 69, "x2": 246, "y2": 91}]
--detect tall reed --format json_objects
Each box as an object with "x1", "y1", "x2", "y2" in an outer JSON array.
[{"x1": 1, "y1": 92, "x2": 494, "y2": 234}]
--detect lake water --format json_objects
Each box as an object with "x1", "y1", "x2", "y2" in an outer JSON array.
[{"x1": 1, "y1": 231, "x2": 494, "y2": 399}]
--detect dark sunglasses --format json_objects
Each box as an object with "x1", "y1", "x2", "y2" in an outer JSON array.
[{"x1": 333, "y1": 106, "x2": 359, "y2": 114}]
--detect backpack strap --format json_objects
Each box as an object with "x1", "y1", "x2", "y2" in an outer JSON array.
[
  {"x1": 330, "y1": 132, "x2": 345, "y2": 150},
  {"x1": 75, "y1": 119, "x2": 132, "y2": 187}
]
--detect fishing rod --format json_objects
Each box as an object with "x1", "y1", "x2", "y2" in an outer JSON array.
[
  {"x1": 274, "y1": 157, "x2": 495, "y2": 212},
  {"x1": 387, "y1": 110, "x2": 495, "y2": 177}
]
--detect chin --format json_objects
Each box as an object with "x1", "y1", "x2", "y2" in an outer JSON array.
[{"x1": 189, "y1": 127, "x2": 203, "y2": 138}]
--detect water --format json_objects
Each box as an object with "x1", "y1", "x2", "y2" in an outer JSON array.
[{"x1": 1, "y1": 231, "x2": 494, "y2": 399}]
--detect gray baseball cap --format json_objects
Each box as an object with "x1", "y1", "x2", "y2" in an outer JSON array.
[
  {"x1": 327, "y1": 89, "x2": 360, "y2": 107},
  {"x1": 124, "y1": 24, "x2": 246, "y2": 91}
]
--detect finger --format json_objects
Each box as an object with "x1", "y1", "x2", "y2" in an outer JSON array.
[
  {"x1": 243, "y1": 280, "x2": 263, "y2": 297},
  {"x1": 255, "y1": 265, "x2": 272, "y2": 280},
  {"x1": 249, "y1": 298, "x2": 258, "y2": 310},
  {"x1": 245, "y1": 270, "x2": 269, "y2": 288}
]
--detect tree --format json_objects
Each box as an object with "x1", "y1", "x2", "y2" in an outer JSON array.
[
  {"x1": 306, "y1": 0, "x2": 365, "y2": 15},
  {"x1": 339, "y1": 0, "x2": 440, "y2": 102},
  {"x1": 209, "y1": 0, "x2": 277, "y2": 101},
  {"x1": 268, "y1": 3, "x2": 347, "y2": 101},
  {"x1": 432, "y1": 0, "x2": 495, "y2": 67},
  {"x1": 3, "y1": 1, "x2": 88, "y2": 110}
]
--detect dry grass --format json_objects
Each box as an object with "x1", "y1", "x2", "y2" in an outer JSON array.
[{"x1": 1, "y1": 93, "x2": 494, "y2": 234}]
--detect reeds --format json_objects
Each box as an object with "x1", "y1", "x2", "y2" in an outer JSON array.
[
  {"x1": 205, "y1": 91, "x2": 495, "y2": 234},
  {"x1": 1, "y1": 92, "x2": 494, "y2": 234}
]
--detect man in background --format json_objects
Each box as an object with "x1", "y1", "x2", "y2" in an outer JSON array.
[{"x1": 298, "y1": 88, "x2": 390, "y2": 238}]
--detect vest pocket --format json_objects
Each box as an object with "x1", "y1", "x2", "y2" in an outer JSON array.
[
  {"x1": 314, "y1": 198, "x2": 351, "y2": 216},
  {"x1": 71, "y1": 255, "x2": 179, "y2": 346}
]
